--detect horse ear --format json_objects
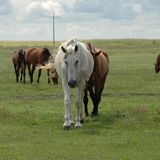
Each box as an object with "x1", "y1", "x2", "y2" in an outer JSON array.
[
  {"x1": 95, "y1": 50, "x2": 101, "y2": 57},
  {"x1": 75, "y1": 45, "x2": 78, "y2": 52},
  {"x1": 61, "y1": 46, "x2": 66, "y2": 53}
]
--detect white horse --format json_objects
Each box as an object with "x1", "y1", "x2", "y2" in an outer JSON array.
[{"x1": 55, "y1": 39, "x2": 94, "y2": 128}]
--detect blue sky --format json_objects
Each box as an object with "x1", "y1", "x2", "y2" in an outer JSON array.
[{"x1": 0, "y1": 0, "x2": 160, "y2": 41}]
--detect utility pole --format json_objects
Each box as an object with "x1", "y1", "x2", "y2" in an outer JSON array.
[{"x1": 53, "y1": 11, "x2": 55, "y2": 51}]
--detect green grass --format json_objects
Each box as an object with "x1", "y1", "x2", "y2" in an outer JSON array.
[{"x1": 0, "y1": 39, "x2": 160, "y2": 160}]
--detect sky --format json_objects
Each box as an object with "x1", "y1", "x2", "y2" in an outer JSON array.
[{"x1": 0, "y1": 0, "x2": 160, "y2": 41}]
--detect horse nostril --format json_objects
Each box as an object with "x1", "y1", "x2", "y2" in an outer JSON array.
[{"x1": 68, "y1": 80, "x2": 76, "y2": 88}]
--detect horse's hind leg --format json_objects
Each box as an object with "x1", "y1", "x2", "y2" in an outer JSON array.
[
  {"x1": 14, "y1": 64, "x2": 19, "y2": 82},
  {"x1": 23, "y1": 67, "x2": 26, "y2": 83},
  {"x1": 20, "y1": 68, "x2": 23, "y2": 81},
  {"x1": 30, "y1": 65, "x2": 35, "y2": 83},
  {"x1": 17, "y1": 65, "x2": 21, "y2": 82},
  {"x1": 37, "y1": 69, "x2": 42, "y2": 83}
]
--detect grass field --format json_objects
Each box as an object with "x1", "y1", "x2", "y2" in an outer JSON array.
[{"x1": 0, "y1": 39, "x2": 160, "y2": 160}]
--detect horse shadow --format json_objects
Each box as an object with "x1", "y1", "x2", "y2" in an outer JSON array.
[{"x1": 82, "y1": 110, "x2": 126, "y2": 135}]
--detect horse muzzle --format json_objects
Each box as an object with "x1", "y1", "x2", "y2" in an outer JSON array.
[{"x1": 68, "y1": 80, "x2": 77, "y2": 88}]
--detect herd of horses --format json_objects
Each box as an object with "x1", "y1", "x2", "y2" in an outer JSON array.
[
  {"x1": 12, "y1": 47, "x2": 58, "y2": 85},
  {"x1": 12, "y1": 39, "x2": 160, "y2": 129}
]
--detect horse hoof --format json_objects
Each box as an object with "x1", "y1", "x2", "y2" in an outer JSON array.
[
  {"x1": 91, "y1": 113, "x2": 99, "y2": 117},
  {"x1": 75, "y1": 125, "x2": 82, "y2": 128},
  {"x1": 63, "y1": 125, "x2": 71, "y2": 130},
  {"x1": 85, "y1": 113, "x2": 89, "y2": 117},
  {"x1": 75, "y1": 123, "x2": 82, "y2": 128}
]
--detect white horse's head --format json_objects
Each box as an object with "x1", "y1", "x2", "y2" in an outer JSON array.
[{"x1": 61, "y1": 40, "x2": 79, "y2": 88}]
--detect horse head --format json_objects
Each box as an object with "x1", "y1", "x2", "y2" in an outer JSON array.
[
  {"x1": 154, "y1": 62, "x2": 160, "y2": 73},
  {"x1": 36, "y1": 62, "x2": 58, "y2": 85},
  {"x1": 61, "y1": 42, "x2": 79, "y2": 88},
  {"x1": 86, "y1": 42, "x2": 101, "y2": 58},
  {"x1": 154, "y1": 54, "x2": 160, "y2": 73}
]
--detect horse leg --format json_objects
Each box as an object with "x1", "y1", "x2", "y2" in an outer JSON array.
[
  {"x1": 27, "y1": 64, "x2": 32, "y2": 83},
  {"x1": 37, "y1": 69, "x2": 42, "y2": 83},
  {"x1": 47, "y1": 69, "x2": 50, "y2": 83},
  {"x1": 75, "y1": 81, "x2": 86, "y2": 128},
  {"x1": 91, "y1": 83, "x2": 104, "y2": 116},
  {"x1": 20, "y1": 68, "x2": 23, "y2": 81},
  {"x1": 62, "y1": 79, "x2": 72, "y2": 129},
  {"x1": 14, "y1": 64, "x2": 19, "y2": 82},
  {"x1": 30, "y1": 65, "x2": 35, "y2": 83},
  {"x1": 91, "y1": 85, "x2": 101, "y2": 116},
  {"x1": 23, "y1": 67, "x2": 26, "y2": 83},
  {"x1": 83, "y1": 89, "x2": 89, "y2": 116}
]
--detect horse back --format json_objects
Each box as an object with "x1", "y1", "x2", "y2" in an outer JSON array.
[
  {"x1": 95, "y1": 50, "x2": 109, "y2": 79},
  {"x1": 25, "y1": 48, "x2": 51, "y2": 65}
]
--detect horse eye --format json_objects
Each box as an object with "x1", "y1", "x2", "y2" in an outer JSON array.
[
  {"x1": 65, "y1": 60, "x2": 68, "y2": 65},
  {"x1": 75, "y1": 60, "x2": 79, "y2": 64}
]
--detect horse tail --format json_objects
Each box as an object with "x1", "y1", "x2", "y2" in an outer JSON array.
[{"x1": 43, "y1": 48, "x2": 51, "y2": 62}]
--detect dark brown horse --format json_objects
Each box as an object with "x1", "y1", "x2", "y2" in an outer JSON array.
[
  {"x1": 25, "y1": 48, "x2": 51, "y2": 83},
  {"x1": 83, "y1": 43, "x2": 109, "y2": 116},
  {"x1": 12, "y1": 49, "x2": 26, "y2": 83},
  {"x1": 154, "y1": 54, "x2": 160, "y2": 73}
]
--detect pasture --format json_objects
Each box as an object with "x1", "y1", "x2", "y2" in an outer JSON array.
[{"x1": 0, "y1": 39, "x2": 160, "y2": 160}]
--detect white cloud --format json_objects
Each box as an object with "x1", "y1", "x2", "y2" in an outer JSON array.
[
  {"x1": 0, "y1": 0, "x2": 160, "y2": 40},
  {"x1": 26, "y1": 1, "x2": 63, "y2": 17}
]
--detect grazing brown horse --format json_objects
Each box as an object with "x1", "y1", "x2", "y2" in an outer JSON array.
[
  {"x1": 83, "y1": 43, "x2": 109, "y2": 116},
  {"x1": 154, "y1": 54, "x2": 160, "y2": 73},
  {"x1": 25, "y1": 48, "x2": 51, "y2": 83},
  {"x1": 12, "y1": 49, "x2": 26, "y2": 83}
]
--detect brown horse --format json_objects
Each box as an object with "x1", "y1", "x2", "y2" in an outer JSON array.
[
  {"x1": 12, "y1": 49, "x2": 26, "y2": 83},
  {"x1": 25, "y1": 48, "x2": 51, "y2": 83},
  {"x1": 154, "y1": 54, "x2": 160, "y2": 73},
  {"x1": 83, "y1": 43, "x2": 109, "y2": 116}
]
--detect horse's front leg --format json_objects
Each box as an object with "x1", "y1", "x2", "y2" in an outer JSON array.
[
  {"x1": 47, "y1": 69, "x2": 50, "y2": 83},
  {"x1": 75, "y1": 82, "x2": 85, "y2": 128},
  {"x1": 62, "y1": 80, "x2": 73, "y2": 129}
]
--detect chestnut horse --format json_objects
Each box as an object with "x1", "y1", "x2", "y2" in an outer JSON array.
[
  {"x1": 25, "y1": 48, "x2": 51, "y2": 83},
  {"x1": 12, "y1": 49, "x2": 26, "y2": 83},
  {"x1": 83, "y1": 43, "x2": 109, "y2": 116},
  {"x1": 154, "y1": 54, "x2": 160, "y2": 73}
]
